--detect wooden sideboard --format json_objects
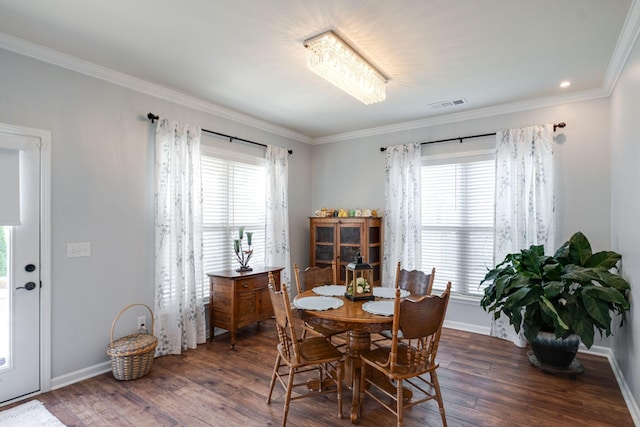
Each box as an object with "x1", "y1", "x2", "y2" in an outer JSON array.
[{"x1": 207, "y1": 266, "x2": 283, "y2": 349}]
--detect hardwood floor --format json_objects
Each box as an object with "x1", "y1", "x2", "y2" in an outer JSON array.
[{"x1": 4, "y1": 321, "x2": 634, "y2": 426}]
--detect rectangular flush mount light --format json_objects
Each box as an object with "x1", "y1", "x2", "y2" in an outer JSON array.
[{"x1": 304, "y1": 30, "x2": 388, "y2": 105}]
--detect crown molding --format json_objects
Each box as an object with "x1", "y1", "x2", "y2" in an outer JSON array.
[
  {"x1": 312, "y1": 88, "x2": 608, "y2": 144},
  {"x1": 602, "y1": 0, "x2": 640, "y2": 95},
  {"x1": 0, "y1": 31, "x2": 311, "y2": 144},
  {"x1": 4, "y1": 0, "x2": 640, "y2": 148}
]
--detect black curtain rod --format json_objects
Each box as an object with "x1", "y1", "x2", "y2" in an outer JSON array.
[
  {"x1": 147, "y1": 113, "x2": 292, "y2": 155},
  {"x1": 379, "y1": 122, "x2": 566, "y2": 152}
]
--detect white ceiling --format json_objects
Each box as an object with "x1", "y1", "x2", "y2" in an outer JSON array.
[{"x1": 0, "y1": 0, "x2": 636, "y2": 142}]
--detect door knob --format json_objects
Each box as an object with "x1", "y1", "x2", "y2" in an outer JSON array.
[
  {"x1": 25, "y1": 264, "x2": 36, "y2": 272},
  {"x1": 16, "y1": 282, "x2": 37, "y2": 291}
]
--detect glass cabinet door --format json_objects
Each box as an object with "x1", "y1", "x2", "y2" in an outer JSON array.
[{"x1": 313, "y1": 224, "x2": 336, "y2": 264}]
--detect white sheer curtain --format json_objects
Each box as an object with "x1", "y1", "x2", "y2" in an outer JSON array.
[
  {"x1": 491, "y1": 124, "x2": 555, "y2": 347},
  {"x1": 154, "y1": 118, "x2": 206, "y2": 356},
  {"x1": 382, "y1": 143, "x2": 422, "y2": 288},
  {"x1": 265, "y1": 145, "x2": 291, "y2": 287}
]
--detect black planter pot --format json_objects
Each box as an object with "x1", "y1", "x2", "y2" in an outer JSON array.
[{"x1": 531, "y1": 331, "x2": 580, "y2": 368}]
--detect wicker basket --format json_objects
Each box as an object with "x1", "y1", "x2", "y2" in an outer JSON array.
[{"x1": 106, "y1": 304, "x2": 157, "y2": 381}]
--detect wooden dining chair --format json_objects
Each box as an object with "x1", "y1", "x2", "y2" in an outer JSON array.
[
  {"x1": 266, "y1": 277, "x2": 344, "y2": 427},
  {"x1": 293, "y1": 260, "x2": 347, "y2": 343},
  {"x1": 360, "y1": 283, "x2": 452, "y2": 427},
  {"x1": 372, "y1": 262, "x2": 437, "y2": 346},
  {"x1": 398, "y1": 265, "x2": 436, "y2": 297},
  {"x1": 293, "y1": 259, "x2": 338, "y2": 294}
]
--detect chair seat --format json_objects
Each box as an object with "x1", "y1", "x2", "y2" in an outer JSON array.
[
  {"x1": 297, "y1": 336, "x2": 344, "y2": 363},
  {"x1": 361, "y1": 344, "x2": 437, "y2": 377}
]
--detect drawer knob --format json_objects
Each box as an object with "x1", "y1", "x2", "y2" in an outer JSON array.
[{"x1": 242, "y1": 283, "x2": 249, "y2": 288}]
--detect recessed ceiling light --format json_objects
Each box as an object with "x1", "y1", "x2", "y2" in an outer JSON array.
[{"x1": 560, "y1": 81, "x2": 571, "y2": 88}]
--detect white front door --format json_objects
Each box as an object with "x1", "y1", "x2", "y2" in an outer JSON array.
[{"x1": 0, "y1": 130, "x2": 42, "y2": 404}]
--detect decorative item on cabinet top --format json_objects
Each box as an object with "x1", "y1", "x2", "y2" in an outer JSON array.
[
  {"x1": 313, "y1": 208, "x2": 378, "y2": 217},
  {"x1": 233, "y1": 226, "x2": 253, "y2": 272}
]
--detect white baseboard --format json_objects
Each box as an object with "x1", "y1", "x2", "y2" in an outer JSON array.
[
  {"x1": 50, "y1": 361, "x2": 112, "y2": 390},
  {"x1": 444, "y1": 319, "x2": 490, "y2": 336}
]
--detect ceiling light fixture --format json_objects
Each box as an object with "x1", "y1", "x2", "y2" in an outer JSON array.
[
  {"x1": 304, "y1": 30, "x2": 388, "y2": 105},
  {"x1": 560, "y1": 81, "x2": 571, "y2": 88}
]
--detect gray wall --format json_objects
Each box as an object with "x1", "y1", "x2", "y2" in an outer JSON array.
[
  {"x1": 610, "y1": 27, "x2": 640, "y2": 414},
  {"x1": 310, "y1": 98, "x2": 613, "y2": 337},
  {"x1": 0, "y1": 47, "x2": 312, "y2": 380}
]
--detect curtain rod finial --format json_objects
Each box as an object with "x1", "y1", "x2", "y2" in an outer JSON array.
[
  {"x1": 554, "y1": 122, "x2": 566, "y2": 132},
  {"x1": 147, "y1": 113, "x2": 160, "y2": 123},
  {"x1": 380, "y1": 146, "x2": 387, "y2": 152}
]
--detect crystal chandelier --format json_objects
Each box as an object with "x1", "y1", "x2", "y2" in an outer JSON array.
[{"x1": 304, "y1": 31, "x2": 388, "y2": 105}]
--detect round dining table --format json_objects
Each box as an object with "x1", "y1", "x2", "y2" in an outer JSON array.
[{"x1": 294, "y1": 289, "x2": 394, "y2": 423}]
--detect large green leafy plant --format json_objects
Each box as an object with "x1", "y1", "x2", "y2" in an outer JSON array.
[{"x1": 480, "y1": 232, "x2": 630, "y2": 348}]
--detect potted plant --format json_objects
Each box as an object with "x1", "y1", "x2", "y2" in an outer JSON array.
[{"x1": 480, "y1": 231, "x2": 630, "y2": 367}]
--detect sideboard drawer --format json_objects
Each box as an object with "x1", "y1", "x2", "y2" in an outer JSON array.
[{"x1": 235, "y1": 276, "x2": 267, "y2": 291}]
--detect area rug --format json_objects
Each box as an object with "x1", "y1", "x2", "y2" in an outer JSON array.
[{"x1": 0, "y1": 400, "x2": 66, "y2": 426}]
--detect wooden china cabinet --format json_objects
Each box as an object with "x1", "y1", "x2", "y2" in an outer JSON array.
[{"x1": 309, "y1": 217, "x2": 383, "y2": 286}]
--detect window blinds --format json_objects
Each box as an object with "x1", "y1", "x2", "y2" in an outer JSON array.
[
  {"x1": 201, "y1": 146, "x2": 267, "y2": 278},
  {"x1": 421, "y1": 152, "x2": 495, "y2": 296}
]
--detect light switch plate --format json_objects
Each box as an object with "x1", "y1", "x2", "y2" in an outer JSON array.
[{"x1": 67, "y1": 242, "x2": 91, "y2": 257}]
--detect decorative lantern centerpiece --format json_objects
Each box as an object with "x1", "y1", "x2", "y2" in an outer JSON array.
[{"x1": 344, "y1": 252, "x2": 374, "y2": 301}]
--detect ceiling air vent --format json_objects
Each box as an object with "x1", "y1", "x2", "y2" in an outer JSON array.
[{"x1": 429, "y1": 98, "x2": 467, "y2": 110}]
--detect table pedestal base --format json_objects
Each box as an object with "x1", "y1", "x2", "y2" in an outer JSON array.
[{"x1": 345, "y1": 331, "x2": 370, "y2": 423}]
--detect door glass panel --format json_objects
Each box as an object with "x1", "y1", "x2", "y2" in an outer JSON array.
[
  {"x1": 369, "y1": 246, "x2": 380, "y2": 263},
  {"x1": 315, "y1": 226, "x2": 334, "y2": 243},
  {"x1": 369, "y1": 226, "x2": 380, "y2": 244},
  {"x1": 340, "y1": 227, "x2": 361, "y2": 244},
  {"x1": 0, "y1": 226, "x2": 9, "y2": 370},
  {"x1": 340, "y1": 246, "x2": 360, "y2": 263},
  {"x1": 315, "y1": 245, "x2": 334, "y2": 262}
]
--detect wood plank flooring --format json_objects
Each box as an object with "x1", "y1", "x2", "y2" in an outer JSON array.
[{"x1": 3, "y1": 321, "x2": 634, "y2": 426}]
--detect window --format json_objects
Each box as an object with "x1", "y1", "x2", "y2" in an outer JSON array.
[
  {"x1": 421, "y1": 150, "x2": 495, "y2": 297},
  {"x1": 201, "y1": 145, "x2": 267, "y2": 280}
]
